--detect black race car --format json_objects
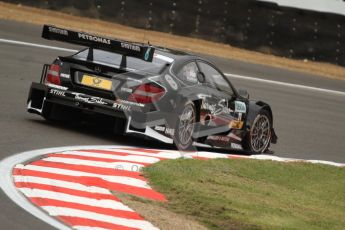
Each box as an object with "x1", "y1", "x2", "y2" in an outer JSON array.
[{"x1": 27, "y1": 25, "x2": 277, "y2": 153}]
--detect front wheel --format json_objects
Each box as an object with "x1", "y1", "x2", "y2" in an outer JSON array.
[
  {"x1": 244, "y1": 110, "x2": 272, "y2": 154},
  {"x1": 174, "y1": 101, "x2": 196, "y2": 150}
]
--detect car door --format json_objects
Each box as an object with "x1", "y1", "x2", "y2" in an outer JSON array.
[{"x1": 195, "y1": 61, "x2": 246, "y2": 137}]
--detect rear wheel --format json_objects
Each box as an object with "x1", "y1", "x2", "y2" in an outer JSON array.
[
  {"x1": 174, "y1": 101, "x2": 196, "y2": 150},
  {"x1": 244, "y1": 110, "x2": 272, "y2": 154}
]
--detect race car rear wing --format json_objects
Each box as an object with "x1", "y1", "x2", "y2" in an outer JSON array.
[{"x1": 42, "y1": 25, "x2": 155, "y2": 62}]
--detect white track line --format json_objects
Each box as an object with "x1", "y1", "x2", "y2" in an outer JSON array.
[
  {"x1": 225, "y1": 73, "x2": 345, "y2": 96},
  {"x1": 1, "y1": 37, "x2": 344, "y2": 96},
  {"x1": 304, "y1": 159, "x2": 345, "y2": 167},
  {"x1": 0, "y1": 38, "x2": 77, "y2": 52}
]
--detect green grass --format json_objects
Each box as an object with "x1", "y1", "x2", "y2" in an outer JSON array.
[{"x1": 143, "y1": 159, "x2": 345, "y2": 230}]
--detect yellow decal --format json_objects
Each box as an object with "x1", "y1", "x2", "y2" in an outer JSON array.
[
  {"x1": 81, "y1": 75, "x2": 112, "y2": 90},
  {"x1": 229, "y1": 120, "x2": 244, "y2": 129}
]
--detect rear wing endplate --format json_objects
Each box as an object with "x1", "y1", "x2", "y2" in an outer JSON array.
[{"x1": 42, "y1": 25, "x2": 155, "y2": 62}]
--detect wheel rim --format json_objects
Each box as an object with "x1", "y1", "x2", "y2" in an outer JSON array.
[
  {"x1": 250, "y1": 115, "x2": 271, "y2": 153},
  {"x1": 177, "y1": 105, "x2": 195, "y2": 146}
]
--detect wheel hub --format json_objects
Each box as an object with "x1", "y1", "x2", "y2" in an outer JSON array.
[
  {"x1": 250, "y1": 115, "x2": 271, "y2": 153},
  {"x1": 178, "y1": 106, "x2": 195, "y2": 146}
]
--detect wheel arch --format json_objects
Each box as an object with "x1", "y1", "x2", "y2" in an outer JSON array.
[
  {"x1": 243, "y1": 100, "x2": 275, "y2": 153},
  {"x1": 256, "y1": 101, "x2": 273, "y2": 123},
  {"x1": 246, "y1": 100, "x2": 273, "y2": 129}
]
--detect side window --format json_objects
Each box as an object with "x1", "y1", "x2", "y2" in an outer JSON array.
[
  {"x1": 198, "y1": 62, "x2": 234, "y2": 94},
  {"x1": 177, "y1": 62, "x2": 199, "y2": 85}
]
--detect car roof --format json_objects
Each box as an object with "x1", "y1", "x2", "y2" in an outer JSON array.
[
  {"x1": 154, "y1": 47, "x2": 218, "y2": 70},
  {"x1": 154, "y1": 47, "x2": 197, "y2": 61}
]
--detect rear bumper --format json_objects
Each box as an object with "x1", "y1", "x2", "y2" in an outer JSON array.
[
  {"x1": 27, "y1": 83, "x2": 173, "y2": 143},
  {"x1": 27, "y1": 82, "x2": 126, "y2": 118}
]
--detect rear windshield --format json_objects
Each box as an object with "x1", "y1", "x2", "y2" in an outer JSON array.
[{"x1": 73, "y1": 49, "x2": 171, "y2": 74}]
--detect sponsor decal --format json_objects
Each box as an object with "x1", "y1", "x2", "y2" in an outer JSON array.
[
  {"x1": 120, "y1": 87, "x2": 133, "y2": 93},
  {"x1": 116, "y1": 99, "x2": 144, "y2": 108},
  {"x1": 121, "y1": 42, "x2": 141, "y2": 52},
  {"x1": 207, "y1": 135, "x2": 231, "y2": 142},
  {"x1": 92, "y1": 77, "x2": 102, "y2": 85},
  {"x1": 113, "y1": 102, "x2": 131, "y2": 111},
  {"x1": 165, "y1": 74, "x2": 178, "y2": 90},
  {"x1": 81, "y1": 75, "x2": 112, "y2": 90},
  {"x1": 78, "y1": 33, "x2": 111, "y2": 45},
  {"x1": 202, "y1": 99, "x2": 233, "y2": 115},
  {"x1": 49, "y1": 89, "x2": 66, "y2": 97},
  {"x1": 48, "y1": 26, "x2": 68, "y2": 36},
  {"x1": 229, "y1": 120, "x2": 244, "y2": 129},
  {"x1": 154, "y1": 126, "x2": 175, "y2": 136},
  {"x1": 72, "y1": 93, "x2": 107, "y2": 105},
  {"x1": 231, "y1": 143, "x2": 243, "y2": 150},
  {"x1": 144, "y1": 47, "x2": 152, "y2": 61},
  {"x1": 46, "y1": 83, "x2": 68, "y2": 90},
  {"x1": 197, "y1": 94, "x2": 212, "y2": 99},
  {"x1": 60, "y1": 73, "x2": 70, "y2": 79},
  {"x1": 55, "y1": 91, "x2": 130, "y2": 110},
  {"x1": 154, "y1": 126, "x2": 165, "y2": 132},
  {"x1": 235, "y1": 101, "x2": 247, "y2": 113}
]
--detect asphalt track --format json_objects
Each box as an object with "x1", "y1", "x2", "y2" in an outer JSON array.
[{"x1": 0, "y1": 19, "x2": 344, "y2": 229}]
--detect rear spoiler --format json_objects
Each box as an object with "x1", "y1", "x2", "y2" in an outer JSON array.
[{"x1": 42, "y1": 25, "x2": 155, "y2": 62}]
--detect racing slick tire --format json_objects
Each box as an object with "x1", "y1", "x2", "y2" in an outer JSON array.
[
  {"x1": 174, "y1": 101, "x2": 196, "y2": 151},
  {"x1": 244, "y1": 109, "x2": 272, "y2": 154}
]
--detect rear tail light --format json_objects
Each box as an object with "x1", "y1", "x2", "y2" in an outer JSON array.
[
  {"x1": 46, "y1": 64, "x2": 61, "y2": 85},
  {"x1": 128, "y1": 83, "x2": 165, "y2": 104}
]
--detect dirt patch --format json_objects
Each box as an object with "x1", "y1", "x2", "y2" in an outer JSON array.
[
  {"x1": 114, "y1": 192, "x2": 208, "y2": 230},
  {"x1": 1, "y1": 1, "x2": 345, "y2": 81}
]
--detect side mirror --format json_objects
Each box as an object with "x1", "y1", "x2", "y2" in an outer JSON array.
[
  {"x1": 197, "y1": 72, "x2": 206, "y2": 83},
  {"x1": 238, "y1": 89, "x2": 249, "y2": 100}
]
